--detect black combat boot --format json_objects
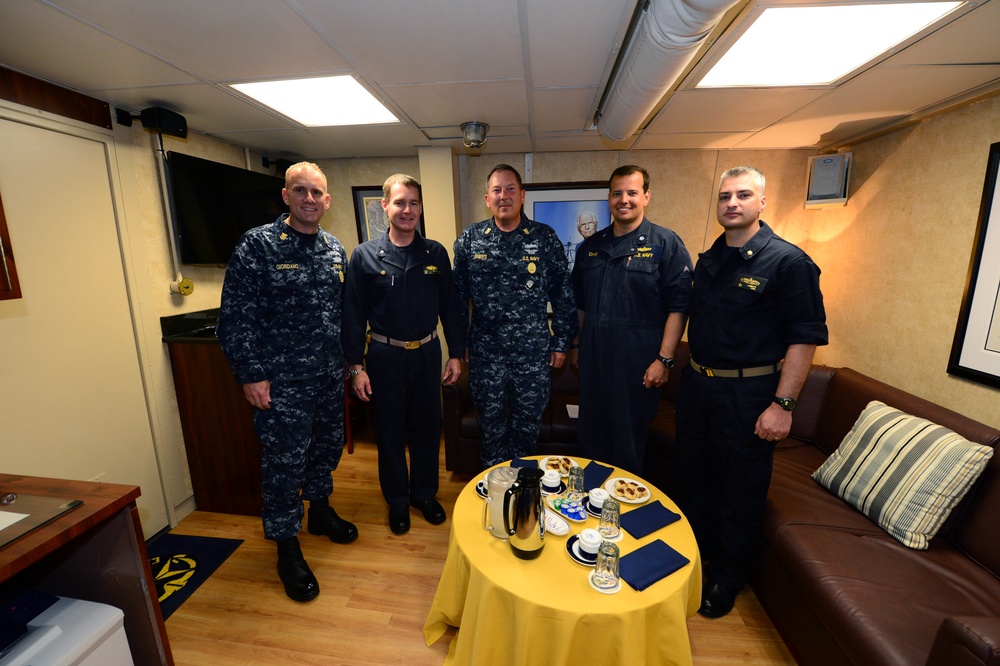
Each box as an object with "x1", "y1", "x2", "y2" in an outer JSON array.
[
  {"x1": 307, "y1": 497, "x2": 359, "y2": 544},
  {"x1": 276, "y1": 536, "x2": 319, "y2": 602}
]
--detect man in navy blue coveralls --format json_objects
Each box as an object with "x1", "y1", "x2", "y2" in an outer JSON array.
[
  {"x1": 218, "y1": 162, "x2": 358, "y2": 603},
  {"x1": 453, "y1": 165, "x2": 577, "y2": 469},
  {"x1": 570, "y1": 165, "x2": 692, "y2": 474},
  {"x1": 342, "y1": 174, "x2": 466, "y2": 536},
  {"x1": 676, "y1": 166, "x2": 828, "y2": 619}
]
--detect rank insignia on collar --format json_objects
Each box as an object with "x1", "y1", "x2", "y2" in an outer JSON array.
[{"x1": 279, "y1": 232, "x2": 288, "y2": 240}]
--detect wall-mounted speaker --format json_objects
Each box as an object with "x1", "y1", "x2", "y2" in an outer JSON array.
[
  {"x1": 140, "y1": 106, "x2": 187, "y2": 138},
  {"x1": 805, "y1": 153, "x2": 851, "y2": 209}
]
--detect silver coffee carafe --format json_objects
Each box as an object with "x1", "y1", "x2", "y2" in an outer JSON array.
[{"x1": 503, "y1": 467, "x2": 546, "y2": 559}]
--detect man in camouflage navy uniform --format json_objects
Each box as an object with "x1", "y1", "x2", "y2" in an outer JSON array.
[
  {"x1": 218, "y1": 162, "x2": 358, "y2": 603},
  {"x1": 453, "y1": 164, "x2": 577, "y2": 469},
  {"x1": 343, "y1": 174, "x2": 466, "y2": 535}
]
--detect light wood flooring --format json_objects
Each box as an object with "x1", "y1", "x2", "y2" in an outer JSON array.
[{"x1": 163, "y1": 435, "x2": 795, "y2": 665}]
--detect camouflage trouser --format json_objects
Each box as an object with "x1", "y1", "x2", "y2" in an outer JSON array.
[
  {"x1": 469, "y1": 358, "x2": 550, "y2": 469},
  {"x1": 253, "y1": 373, "x2": 345, "y2": 541}
]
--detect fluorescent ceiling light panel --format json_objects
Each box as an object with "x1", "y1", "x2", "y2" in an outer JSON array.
[
  {"x1": 697, "y1": 2, "x2": 962, "y2": 88},
  {"x1": 232, "y1": 75, "x2": 398, "y2": 126}
]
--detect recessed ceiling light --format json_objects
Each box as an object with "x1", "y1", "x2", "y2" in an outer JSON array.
[
  {"x1": 232, "y1": 75, "x2": 398, "y2": 126},
  {"x1": 697, "y1": 2, "x2": 963, "y2": 88}
]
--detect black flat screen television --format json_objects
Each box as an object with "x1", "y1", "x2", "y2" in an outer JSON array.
[{"x1": 166, "y1": 151, "x2": 287, "y2": 266}]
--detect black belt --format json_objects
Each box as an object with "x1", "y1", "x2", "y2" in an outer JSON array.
[
  {"x1": 369, "y1": 330, "x2": 437, "y2": 350},
  {"x1": 690, "y1": 358, "x2": 782, "y2": 378}
]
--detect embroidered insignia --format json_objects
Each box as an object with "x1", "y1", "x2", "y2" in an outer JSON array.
[{"x1": 527, "y1": 262, "x2": 537, "y2": 274}]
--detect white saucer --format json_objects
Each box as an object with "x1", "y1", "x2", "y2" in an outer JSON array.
[
  {"x1": 475, "y1": 480, "x2": 488, "y2": 499},
  {"x1": 541, "y1": 481, "x2": 566, "y2": 496},
  {"x1": 588, "y1": 571, "x2": 621, "y2": 594},
  {"x1": 565, "y1": 535, "x2": 598, "y2": 567},
  {"x1": 585, "y1": 499, "x2": 603, "y2": 517},
  {"x1": 596, "y1": 528, "x2": 623, "y2": 543}
]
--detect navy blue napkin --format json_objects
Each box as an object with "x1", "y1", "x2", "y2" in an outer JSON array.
[
  {"x1": 620, "y1": 500, "x2": 681, "y2": 539},
  {"x1": 510, "y1": 457, "x2": 538, "y2": 469},
  {"x1": 583, "y1": 461, "x2": 614, "y2": 491},
  {"x1": 620, "y1": 539, "x2": 691, "y2": 591}
]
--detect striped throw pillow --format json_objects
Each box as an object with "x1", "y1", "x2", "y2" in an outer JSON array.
[{"x1": 812, "y1": 400, "x2": 994, "y2": 549}]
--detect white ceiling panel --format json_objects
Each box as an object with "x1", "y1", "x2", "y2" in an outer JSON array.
[
  {"x1": 648, "y1": 88, "x2": 828, "y2": 134},
  {"x1": 532, "y1": 88, "x2": 600, "y2": 132},
  {"x1": 297, "y1": 0, "x2": 524, "y2": 84},
  {"x1": 526, "y1": 0, "x2": 636, "y2": 88},
  {"x1": 385, "y1": 80, "x2": 529, "y2": 128},
  {"x1": 636, "y1": 131, "x2": 756, "y2": 150},
  {"x1": 0, "y1": 0, "x2": 195, "y2": 90},
  {"x1": 45, "y1": 0, "x2": 351, "y2": 81},
  {"x1": 889, "y1": 1, "x2": 1000, "y2": 66},
  {"x1": 741, "y1": 64, "x2": 1000, "y2": 148}
]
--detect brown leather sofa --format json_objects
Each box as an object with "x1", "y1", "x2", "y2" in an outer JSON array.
[
  {"x1": 754, "y1": 365, "x2": 1000, "y2": 666},
  {"x1": 443, "y1": 349, "x2": 1000, "y2": 665}
]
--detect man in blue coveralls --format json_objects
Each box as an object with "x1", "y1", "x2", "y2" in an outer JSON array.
[
  {"x1": 218, "y1": 162, "x2": 358, "y2": 603},
  {"x1": 453, "y1": 164, "x2": 577, "y2": 469},
  {"x1": 342, "y1": 174, "x2": 466, "y2": 535},
  {"x1": 676, "y1": 166, "x2": 827, "y2": 618},
  {"x1": 570, "y1": 165, "x2": 692, "y2": 474}
]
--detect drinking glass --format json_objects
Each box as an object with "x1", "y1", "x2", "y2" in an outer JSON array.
[
  {"x1": 567, "y1": 466, "x2": 586, "y2": 501},
  {"x1": 598, "y1": 497, "x2": 621, "y2": 540},
  {"x1": 593, "y1": 541, "x2": 620, "y2": 590}
]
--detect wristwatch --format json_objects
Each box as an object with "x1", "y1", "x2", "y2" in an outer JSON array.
[
  {"x1": 773, "y1": 396, "x2": 797, "y2": 411},
  {"x1": 349, "y1": 367, "x2": 364, "y2": 378},
  {"x1": 657, "y1": 355, "x2": 675, "y2": 369}
]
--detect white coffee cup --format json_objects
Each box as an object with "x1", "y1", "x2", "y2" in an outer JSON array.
[
  {"x1": 542, "y1": 469, "x2": 561, "y2": 491},
  {"x1": 589, "y1": 488, "x2": 609, "y2": 509},
  {"x1": 578, "y1": 528, "x2": 602, "y2": 560}
]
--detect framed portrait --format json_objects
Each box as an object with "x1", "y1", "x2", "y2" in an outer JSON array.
[
  {"x1": 948, "y1": 141, "x2": 1000, "y2": 389},
  {"x1": 523, "y1": 181, "x2": 611, "y2": 271},
  {"x1": 352, "y1": 186, "x2": 388, "y2": 243}
]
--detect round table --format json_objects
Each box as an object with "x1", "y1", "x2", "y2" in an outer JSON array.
[{"x1": 423, "y1": 457, "x2": 702, "y2": 665}]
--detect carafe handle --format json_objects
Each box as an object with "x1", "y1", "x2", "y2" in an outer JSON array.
[{"x1": 503, "y1": 482, "x2": 519, "y2": 536}]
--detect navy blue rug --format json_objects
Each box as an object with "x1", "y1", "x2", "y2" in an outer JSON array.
[{"x1": 147, "y1": 533, "x2": 243, "y2": 619}]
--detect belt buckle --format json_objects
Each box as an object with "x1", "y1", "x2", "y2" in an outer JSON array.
[
  {"x1": 704, "y1": 367, "x2": 715, "y2": 377},
  {"x1": 404, "y1": 340, "x2": 420, "y2": 350}
]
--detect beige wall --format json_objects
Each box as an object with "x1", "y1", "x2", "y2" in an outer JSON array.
[{"x1": 808, "y1": 95, "x2": 1000, "y2": 429}]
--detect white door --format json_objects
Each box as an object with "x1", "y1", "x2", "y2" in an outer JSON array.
[{"x1": 0, "y1": 116, "x2": 167, "y2": 532}]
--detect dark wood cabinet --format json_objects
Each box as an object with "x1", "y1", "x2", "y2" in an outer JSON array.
[{"x1": 166, "y1": 340, "x2": 263, "y2": 517}]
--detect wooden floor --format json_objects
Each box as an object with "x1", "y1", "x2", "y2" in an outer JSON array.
[{"x1": 163, "y1": 436, "x2": 795, "y2": 665}]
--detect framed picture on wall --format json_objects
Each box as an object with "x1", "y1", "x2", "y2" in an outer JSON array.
[
  {"x1": 352, "y1": 186, "x2": 388, "y2": 243},
  {"x1": 523, "y1": 181, "x2": 610, "y2": 272},
  {"x1": 948, "y1": 140, "x2": 1000, "y2": 389}
]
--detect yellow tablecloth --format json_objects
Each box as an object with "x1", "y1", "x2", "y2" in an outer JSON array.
[{"x1": 423, "y1": 457, "x2": 702, "y2": 665}]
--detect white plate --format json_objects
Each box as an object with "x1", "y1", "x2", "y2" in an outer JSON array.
[
  {"x1": 546, "y1": 495, "x2": 589, "y2": 522},
  {"x1": 565, "y1": 535, "x2": 598, "y2": 567},
  {"x1": 539, "y1": 456, "x2": 580, "y2": 478},
  {"x1": 605, "y1": 477, "x2": 652, "y2": 504},
  {"x1": 543, "y1": 508, "x2": 570, "y2": 536}
]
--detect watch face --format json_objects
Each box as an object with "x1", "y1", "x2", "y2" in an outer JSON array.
[{"x1": 775, "y1": 397, "x2": 796, "y2": 411}]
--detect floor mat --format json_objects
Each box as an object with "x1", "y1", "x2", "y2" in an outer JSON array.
[{"x1": 146, "y1": 533, "x2": 243, "y2": 620}]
